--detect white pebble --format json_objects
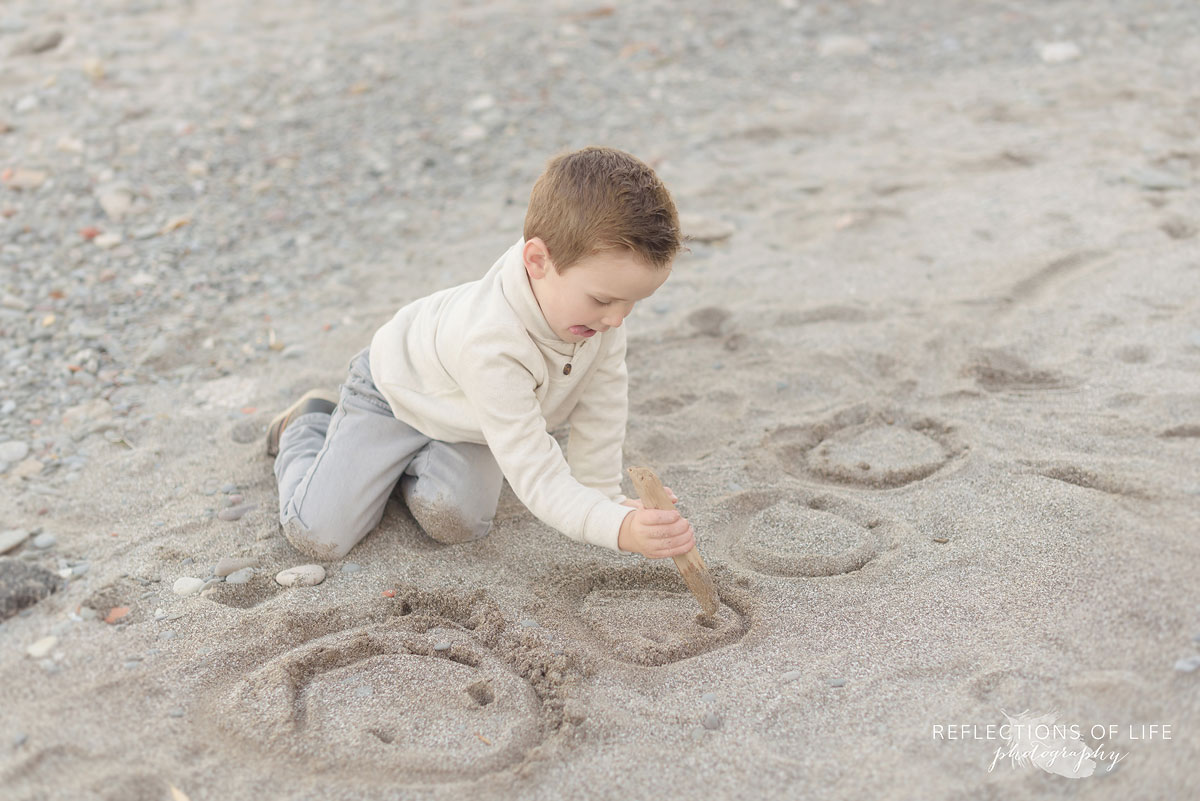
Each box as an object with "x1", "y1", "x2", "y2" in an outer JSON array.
[
  {"x1": 0, "y1": 528, "x2": 29, "y2": 554},
  {"x1": 26, "y1": 636, "x2": 57, "y2": 659},
  {"x1": 1039, "y1": 41, "x2": 1081, "y2": 63},
  {"x1": 172, "y1": 576, "x2": 205, "y2": 596},
  {"x1": 1174, "y1": 655, "x2": 1200, "y2": 673},
  {"x1": 224, "y1": 567, "x2": 254, "y2": 584},
  {"x1": 275, "y1": 564, "x2": 325, "y2": 587}
]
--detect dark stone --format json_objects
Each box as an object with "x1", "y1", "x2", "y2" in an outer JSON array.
[{"x1": 0, "y1": 559, "x2": 61, "y2": 620}]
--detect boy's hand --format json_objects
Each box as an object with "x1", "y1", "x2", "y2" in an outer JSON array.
[{"x1": 617, "y1": 506, "x2": 695, "y2": 559}]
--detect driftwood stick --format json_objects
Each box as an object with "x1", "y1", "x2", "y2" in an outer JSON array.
[{"x1": 627, "y1": 466, "x2": 720, "y2": 617}]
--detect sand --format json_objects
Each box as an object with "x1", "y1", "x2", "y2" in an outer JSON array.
[{"x1": 2, "y1": 1, "x2": 1199, "y2": 799}]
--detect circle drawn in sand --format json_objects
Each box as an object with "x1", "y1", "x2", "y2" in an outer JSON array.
[
  {"x1": 536, "y1": 567, "x2": 752, "y2": 667},
  {"x1": 754, "y1": 405, "x2": 967, "y2": 489},
  {"x1": 207, "y1": 587, "x2": 578, "y2": 785},
  {"x1": 226, "y1": 622, "x2": 540, "y2": 779},
  {"x1": 718, "y1": 488, "x2": 907, "y2": 578}
]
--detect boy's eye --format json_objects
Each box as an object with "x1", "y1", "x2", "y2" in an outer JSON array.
[{"x1": 591, "y1": 297, "x2": 608, "y2": 305}]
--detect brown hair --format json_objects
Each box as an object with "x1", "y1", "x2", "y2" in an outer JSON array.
[{"x1": 523, "y1": 146, "x2": 683, "y2": 273}]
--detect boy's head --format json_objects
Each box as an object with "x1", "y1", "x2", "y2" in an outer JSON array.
[{"x1": 522, "y1": 146, "x2": 683, "y2": 343}]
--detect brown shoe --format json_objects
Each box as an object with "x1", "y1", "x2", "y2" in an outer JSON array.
[{"x1": 265, "y1": 389, "x2": 339, "y2": 457}]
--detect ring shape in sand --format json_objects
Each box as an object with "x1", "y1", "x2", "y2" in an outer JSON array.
[
  {"x1": 534, "y1": 566, "x2": 753, "y2": 667},
  {"x1": 717, "y1": 488, "x2": 907, "y2": 578},
  {"x1": 751, "y1": 404, "x2": 968, "y2": 489},
  {"x1": 222, "y1": 622, "x2": 542, "y2": 780}
]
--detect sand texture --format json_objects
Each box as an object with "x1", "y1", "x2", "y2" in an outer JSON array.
[{"x1": 1, "y1": 1, "x2": 1199, "y2": 799}]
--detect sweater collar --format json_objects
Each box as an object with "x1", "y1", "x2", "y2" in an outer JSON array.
[{"x1": 500, "y1": 238, "x2": 575, "y2": 353}]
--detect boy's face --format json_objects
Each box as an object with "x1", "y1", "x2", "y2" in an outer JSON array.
[{"x1": 523, "y1": 238, "x2": 670, "y2": 343}]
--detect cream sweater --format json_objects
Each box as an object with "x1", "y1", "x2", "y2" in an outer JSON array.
[{"x1": 368, "y1": 238, "x2": 632, "y2": 552}]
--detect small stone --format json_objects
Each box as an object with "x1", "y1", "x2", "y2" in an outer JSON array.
[
  {"x1": 2, "y1": 168, "x2": 46, "y2": 190},
  {"x1": 226, "y1": 494, "x2": 244, "y2": 506},
  {"x1": 12, "y1": 732, "x2": 28, "y2": 748},
  {"x1": 221, "y1": 483, "x2": 237, "y2": 493},
  {"x1": 354, "y1": 685, "x2": 374, "y2": 698},
  {"x1": 701, "y1": 712, "x2": 721, "y2": 730},
  {"x1": 1130, "y1": 167, "x2": 1188, "y2": 191},
  {"x1": 1174, "y1": 655, "x2": 1200, "y2": 673},
  {"x1": 0, "y1": 441, "x2": 29, "y2": 463},
  {"x1": 71, "y1": 563, "x2": 89, "y2": 576},
  {"x1": 9, "y1": 29, "x2": 62, "y2": 56},
  {"x1": 217, "y1": 503, "x2": 257, "y2": 521},
  {"x1": 340, "y1": 563, "x2": 361, "y2": 573},
  {"x1": 780, "y1": 670, "x2": 802, "y2": 683},
  {"x1": 214, "y1": 557, "x2": 255, "y2": 577},
  {"x1": 700, "y1": 692, "x2": 717, "y2": 703},
  {"x1": 172, "y1": 577, "x2": 204, "y2": 596},
  {"x1": 0, "y1": 529, "x2": 29, "y2": 554},
  {"x1": 828, "y1": 678, "x2": 846, "y2": 687},
  {"x1": 818, "y1": 34, "x2": 870, "y2": 58},
  {"x1": 96, "y1": 182, "x2": 135, "y2": 222},
  {"x1": 123, "y1": 660, "x2": 141, "y2": 670},
  {"x1": 158, "y1": 630, "x2": 176, "y2": 640},
  {"x1": 26, "y1": 635, "x2": 56, "y2": 658},
  {"x1": 224, "y1": 567, "x2": 254, "y2": 585},
  {"x1": 275, "y1": 564, "x2": 325, "y2": 587},
  {"x1": 679, "y1": 213, "x2": 735, "y2": 244},
  {"x1": 519, "y1": 618, "x2": 539, "y2": 628},
  {"x1": 433, "y1": 640, "x2": 452, "y2": 652},
  {"x1": 1038, "y1": 40, "x2": 1081, "y2": 63},
  {"x1": 93, "y1": 232, "x2": 122, "y2": 249},
  {"x1": 31, "y1": 533, "x2": 56, "y2": 549},
  {"x1": 168, "y1": 707, "x2": 185, "y2": 718}
]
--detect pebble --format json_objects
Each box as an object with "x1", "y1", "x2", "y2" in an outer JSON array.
[
  {"x1": 700, "y1": 692, "x2": 717, "y2": 703},
  {"x1": 354, "y1": 685, "x2": 374, "y2": 698},
  {"x1": 828, "y1": 678, "x2": 846, "y2": 687},
  {"x1": 26, "y1": 636, "x2": 56, "y2": 659},
  {"x1": 172, "y1": 577, "x2": 205, "y2": 596},
  {"x1": 780, "y1": 670, "x2": 802, "y2": 683},
  {"x1": 679, "y1": 213, "x2": 735, "y2": 244},
  {"x1": 31, "y1": 533, "x2": 56, "y2": 549},
  {"x1": 12, "y1": 732, "x2": 28, "y2": 748},
  {"x1": 818, "y1": 34, "x2": 870, "y2": 58},
  {"x1": 0, "y1": 529, "x2": 29, "y2": 554},
  {"x1": 1038, "y1": 41, "x2": 1081, "y2": 63},
  {"x1": 0, "y1": 441, "x2": 29, "y2": 463},
  {"x1": 217, "y1": 503, "x2": 257, "y2": 521},
  {"x1": 340, "y1": 562, "x2": 361, "y2": 573},
  {"x1": 433, "y1": 640, "x2": 452, "y2": 652},
  {"x1": 221, "y1": 483, "x2": 238, "y2": 493},
  {"x1": 224, "y1": 567, "x2": 254, "y2": 584},
  {"x1": 519, "y1": 618, "x2": 539, "y2": 628},
  {"x1": 1130, "y1": 167, "x2": 1188, "y2": 191},
  {"x1": 1174, "y1": 655, "x2": 1200, "y2": 673},
  {"x1": 168, "y1": 707, "x2": 185, "y2": 718},
  {"x1": 226, "y1": 494, "x2": 244, "y2": 506},
  {"x1": 701, "y1": 712, "x2": 722, "y2": 730},
  {"x1": 158, "y1": 630, "x2": 176, "y2": 640},
  {"x1": 123, "y1": 660, "x2": 141, "y2": 670},
  {"x1": 275, "y1": 564, "x2": 325, "y2": 587},
  {"x1": 214, "y1": 557, "x2": 255, "y2": 577}
]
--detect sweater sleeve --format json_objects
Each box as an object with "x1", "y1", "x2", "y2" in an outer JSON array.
[
  {"x1": 456, "y1": 329, "x2": 631, "y2": 552},
  {"x1": 566, "y1": 325, "x2": 628, "y2": 503}
]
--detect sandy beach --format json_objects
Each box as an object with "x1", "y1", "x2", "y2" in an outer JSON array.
[{"x1": 1, "y1": 1, "x2": 1198, "y2": 798}]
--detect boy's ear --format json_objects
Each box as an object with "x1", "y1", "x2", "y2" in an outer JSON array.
[{"x1": 523, "y1": 237, "x2": 552, "y2": 280}]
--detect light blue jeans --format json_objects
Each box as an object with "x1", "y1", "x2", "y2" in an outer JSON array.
[{"x1": 273, "y1": 347, "x2": 504, "y2": 559}]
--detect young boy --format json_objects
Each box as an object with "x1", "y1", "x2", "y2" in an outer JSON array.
[{"x1": 266, "y1": 146, "x2": 695, "y2": 562}]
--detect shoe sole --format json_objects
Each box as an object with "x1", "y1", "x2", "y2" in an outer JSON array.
[{"x1": 265, "y1": 389, "x2": 339, "y2": 457}]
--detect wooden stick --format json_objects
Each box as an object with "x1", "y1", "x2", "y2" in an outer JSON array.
[{"x1": 627, "y1": 466, "x2": 720, "y2": 617}]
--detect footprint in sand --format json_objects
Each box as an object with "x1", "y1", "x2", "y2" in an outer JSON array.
[
  {"x1": 750, "y1": 404, "x2": 968, "y2": 489},
  {"x1": 716, "y1": 488, "x2": 909, "y2": 578},
  {"x1": 206, "y1": 587, "x2": 574, "y2": 784},
  {"x1": 534, "y1": 566, "x2": 753, "y2": 667}
]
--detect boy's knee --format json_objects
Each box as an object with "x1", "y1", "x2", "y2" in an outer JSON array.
[
  {"x1": 281, "y1": 516, "x2": 354, "y2": 560},
  {"x1": 406, "y1": 493, "x2": 492, "y2": 545}
]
